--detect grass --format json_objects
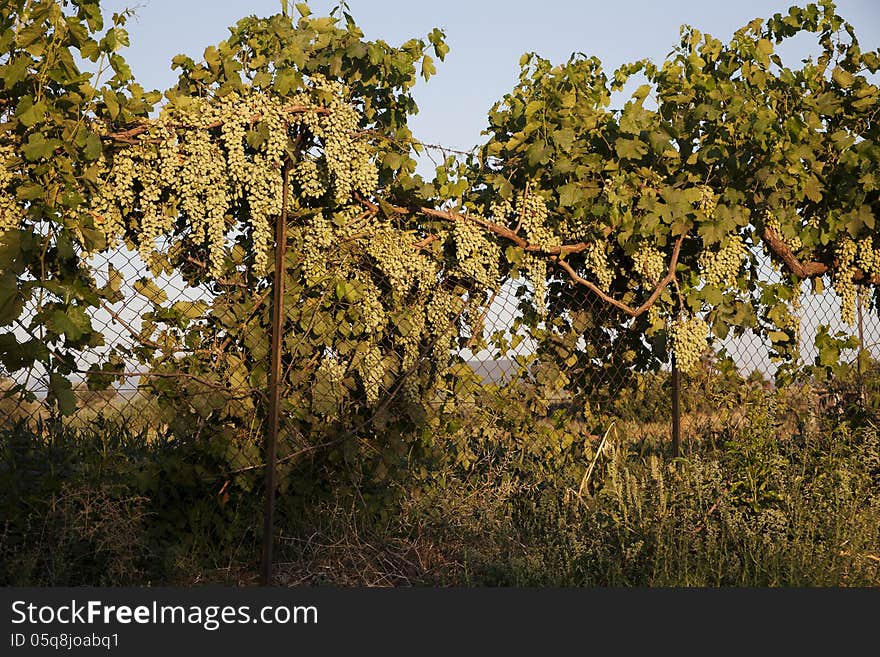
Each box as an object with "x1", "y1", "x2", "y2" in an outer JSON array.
[{"x1": 1, "y1": 372, "x2": 879, "y2": 587}]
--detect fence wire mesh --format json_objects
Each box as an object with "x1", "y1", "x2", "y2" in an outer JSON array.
[{"x1": 1, "y1": 234, "x2": 878, "y2": 583}]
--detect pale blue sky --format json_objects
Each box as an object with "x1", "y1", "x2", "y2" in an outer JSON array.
[{"x1": 102, "y1": 0, "x2": 880, "y2": 158}]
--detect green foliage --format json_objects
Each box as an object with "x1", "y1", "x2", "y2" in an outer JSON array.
[
  {"x1": 96, "y1": 4, "x2": 499, "y2": 472},
  {"x1": 2, "y1": 0, "x2": 880, "y2": 588},
  {"x1": 448, "y1": 0, "x2": 880, "y2": 390},
  {"x1": 3, "y1": 0, "x2": 877, "y2": 423},
  {"x1": 0, "y1": 0, "x2": 157, "y2": 409}
]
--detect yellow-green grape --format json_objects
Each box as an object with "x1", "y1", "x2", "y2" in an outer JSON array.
[
  {"x1": 833, "y1": 237, "x2": 857, "y2": 325},
  {"x1": 135, "y1": 159, "x2": 175, "y2": 270},
  {"x1": 855, "y1": 237, "x2": 880, "y2": 279},
  {"x1": 633, "y1": 243, "x2": 665, "y2": 285},
  {"x1": 0, "y1": 144, "x2": 20, "y2": 233},
  {"x1": 293, "y1": 159, "x2": 326, "y2": 199},
  {"x1": 302, "y1": 248, "x2": 328, "y2": 287},
  {"x1": 465, "y1": 294, "x2": 485, "y2": 345},
  {"x1": 426, "y1": 289, "x2": 462, "y2": 364},
  {"x1": 310, "y1": 212, "x2": 334, "y2": 249},
  {"x1": 647, "y1": 303, "x2": 664, "y2": 333},
  {"x1": 698, "y1": 234, "x2": 745, "y2": 288},
  {"x1": 301, "y1": 213, "x2": 335, "y2": 284},
  {"x1": 348, "y1": 146, "x2": 378, "y2": 198},
  {"x1": 398, "y1": 295, "x2": 427, "y2": 405},
  {"x1": 669, "y1": 314, "x2": 709, "y2": 373},
  {"x1": 697, "y1": 185, "x2": 717, "y2": 217},
  {"x1": 353, "y1": 270, "x2": 386, "y2": 334},
  {"x1": 517, "y1": 253, "x2": 548, "y2": 316},
  {"x1": 314, "y1": 356, "x2": 346, "y2": 417},
  {"x1": 585, "y1": 241, "x2": 613, "y2": 290},
  {"x1": 91, "y1": 150, "x2": 134, "y2": 248},
  {"x1": 490, "y1": 199, "x2": 514, "y2": 223},
  {"x1": 358, "y1": 342, "x2": 384, "y2": 405},
  {"x1": 317, "y1": 355, "x2": 346, "y2": 384},
  {"x1": 426, "y1": 289, "x2": 457, "y2": 332},
  {"x1": 86, "y1": 78, "x2": 385, "y2": 281},
  {"x1": 303, "y1": 75, "x2": 379, "y2": 204},
  {"x1": 252, "y1": 94, "x2": 287, "y2": 163},
  {"x1": 245, "y1": 154, "x2": 281, "y2": 275},
  {"x1": 516, "y1": 190, "x2": 559, "y2": 248},
  {"x1": 332, "y1": 204, "x2": 370, "y2": 240},
  {"x1": 168, "y1": 125, "x2": 227, "y2": 276},
  {"x1": 219, "y1": 95, "x2": 247, "y2": 196},
  {"x1": 366, "y1": 227, "x2": 438, "y2": 299},
  {"x1": 453, "y1": 219, "x2": 501, "y2": 289}
]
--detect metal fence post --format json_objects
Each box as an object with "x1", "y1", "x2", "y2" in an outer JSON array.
[
  {"x1": 260, "y1": 162, "x2": 290, "y2": 586},
  {"x1": 857, "y1": 287, "x2": 865, "y2": 406},
  {"x1": 671, "y1": 353, "x2": 681, "y2": 458}
]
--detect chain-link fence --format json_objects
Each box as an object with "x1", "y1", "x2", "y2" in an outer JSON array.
[{"x1": 1, "y1": 236, "x2": 878, "y2": 584}]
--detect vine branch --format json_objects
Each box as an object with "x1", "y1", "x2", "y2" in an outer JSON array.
[
  {"x1": 552, "y1": 234, "x2": 685, "y2": 317},
  {"x1": 102, "y1": 104, "x2": 331, "y2": 145},
  {"x1": 762, "y1": 226, "x2": 880, "y2": 284}
]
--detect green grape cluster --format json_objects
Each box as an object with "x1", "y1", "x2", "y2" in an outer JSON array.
[
  {"x1": 357, "y1": 342, "x2": 385, "y2": 405},
  {"x1": 633, "y1": 243, "x2": 665, "y2": 284},
  {"x1": 314, "y1": 355, "x2": 347, "y2": 417},
  {"x1": 92, "y1": 150, "x2": 136, "y2": 248},
  {"x1": 697, "y1": 185, "x2": 717, "y2": 216},
  {"x1": 0, "y1": 144, "x2": 20, "y2": 233},
  {"x1": 365, "y1": 227, "x2": 438, "y2": 298},
  {"x1": 489, "y1": 199, "x2": 514, "y2": 223},
  {"x1": 856, "y1": 237, "x2": 880, "y2": 279},
  {"x1": 309, "y1": 212, "x2": 334, "y2": 249},
  {"x1": 178, "y1": 127, "x2": 230, "y2": 276},
  {"x1": 300, "y1": 75, "x2": 378, "y2": 204},
  {"x1": 302, "y1": 240, "x2": 328, "y2": 285},
  {"x1": 426, "y1": 289, "x2": 459, "y2": 331},
  {"x1": 464, "y1": 295, "x2": 485, "y2": 344},
  {"x1": 301, "y1": 212, "x2": 334, "y2": 284},
  {"x1": 352, "y1": 271, "x2": 386, "y2": 334},
  {"x1": 669, "y1": 314, "x2": 709, "y2": 374},
  {"x1": 318, "y1": 355, "x2": 346, "y2": 385},
  {"x1": 647, "y1": 303, "x2": 664, "y2": 333},
  {"x1": 833, "y1": 237, "x2": 858, "y2": 325},
  {"x1": 243, "y1": 153, "x2": 279, "y2": 275},
  {"x1": 585, "y1": 240, "x2": 613, "y2": 290},
  {"x1": 398, "y1": 297, "x2": 427, "y2": 405},
  {"x1": 331, "y1": 205, "x2": 370, "y2": 240},
  {"x1": 426, "y1": 290, "x2": 462, "y2": 364},
  {"x1": 698, "y1": 234, "x2": 745, "y2": 288},
  {"x1": 91, "y1": 76, "x2": 382, "y2": 279},
  {"x1": 219, "y1": 95, "x2": 247, "y2": 192},
  {"x1": 453, "y1": 219, "x2": 501, "y2": 289},
  {"x1": 521, "y1": 253, "x2": 548, "y2": 316},
  {"x1": 293, "y1": 159, "x2": 326, "y2": 199},
  {"x1": 516, "y1": 190, "x2": 559, "y2": 248}
]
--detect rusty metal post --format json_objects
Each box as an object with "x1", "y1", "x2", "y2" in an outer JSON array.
[
  {"x1": 671, "y1": 353, "x2": 681, "y2": 458},
  {"x1": 261, "y1": 162, "x2": 290, "y2": 586},
  {"x1": 857, "y1": 287, "x2": 865, "y2": 406}
]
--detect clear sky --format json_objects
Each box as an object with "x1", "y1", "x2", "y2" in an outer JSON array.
[{"x1": 101, "y1": 0, "x2": 880, "y2": 158}]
